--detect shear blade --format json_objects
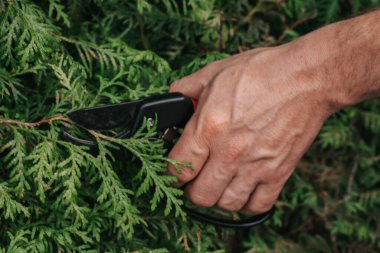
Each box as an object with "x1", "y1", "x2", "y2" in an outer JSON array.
[
  {"x1": 67, "y1": 101, "x2": 140, "y2": 131},
  {"x1": 60, "y1": 131, "x2": 132, "y2": 161},
  {"x1": 60, "y1": 130, "x2": 97, "y2": 148}
]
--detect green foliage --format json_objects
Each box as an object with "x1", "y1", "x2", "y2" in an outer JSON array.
[{"x1": 0, "y1": 0, "x2": 379, "y2": 252}]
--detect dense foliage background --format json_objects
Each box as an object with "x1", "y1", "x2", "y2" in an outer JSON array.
[{"x1": 0, "y1": 0, "x2": 380, "y2": 252}]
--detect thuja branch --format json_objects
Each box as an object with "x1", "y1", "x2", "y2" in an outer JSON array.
[
  {"x1": 88, "y1": 129, "x2": 191, "y2": 172},
  {"x1": 88, "y1": 129, "x2": 187, "y2": 218},
  {"x1": 0, "y1": 116, "x2": 73, "y2": 127}
]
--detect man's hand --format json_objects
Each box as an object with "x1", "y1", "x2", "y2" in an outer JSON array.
[
  {"x1": 167, "y1": 45, "x2": 333, "y2": 214},
  {"x1": 167, "y1": 10, "x2": 380, "y2": 214}
]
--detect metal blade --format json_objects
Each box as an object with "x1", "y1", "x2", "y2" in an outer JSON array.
[
  {"x1": 59, "y1": 130, "x2": 133, "y2": 161},
  {"x1": 67, "y1": 100, "x2": 141, "y2": 130}
]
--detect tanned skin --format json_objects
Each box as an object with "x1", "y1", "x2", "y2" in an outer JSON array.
[{"x1": 167, "y1": 11, "x2": 380, "y2": 214}]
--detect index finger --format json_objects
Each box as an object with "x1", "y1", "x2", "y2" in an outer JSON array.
[{"x1": 167, "y1": 116, "x2": 209, "y2": 188}]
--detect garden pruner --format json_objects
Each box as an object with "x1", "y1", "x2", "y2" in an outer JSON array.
[{"x1": 61, "y1": 92, "x2": 275, "y2": 228}]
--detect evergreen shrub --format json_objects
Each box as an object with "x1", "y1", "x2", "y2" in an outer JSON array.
[{"x1": 0, "y1": 0, "x2": 379, "y2": 252}]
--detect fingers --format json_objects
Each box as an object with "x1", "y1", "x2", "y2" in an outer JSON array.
[
  {"x1": 167, "y1": 117, "x2": 209, "y2": 188},
  {"x1": 241, "y1": 182, "x2": 282, "y2": 214},
  {"x1": 184, "y1": 154, "x2": 235, "y2": 207},
  {"x1": 216, "y1": 174, "x2": 258, "y2": 211}
]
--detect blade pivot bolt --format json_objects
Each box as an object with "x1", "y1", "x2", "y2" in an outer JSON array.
[{"x1": 147, "y1": 117, "x2": 154, "y2": 127}]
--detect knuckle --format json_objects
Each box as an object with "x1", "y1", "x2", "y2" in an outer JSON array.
[
  {"x1": 169, "y1": 80, "x2": 181, "y2": 91},
  {"x1": 199, "y1": 113, "x2": 227, "y2": 137},
  {"x1": 217, "y1": 188, "x2": 245, "y2": 211},
  {"x1": 188, "y1": 192, "x2": 216, "y2": 207},
  {"x1": 221, "y1": 141, "x2": 245, "y2": 163},
  {"x1": 261, "y1": 166, "x2": 291, "y2": 185}
]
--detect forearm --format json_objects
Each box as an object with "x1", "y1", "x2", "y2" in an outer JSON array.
[{"x1": 290, "y1": 10, "x2": 380, "y2": 110}]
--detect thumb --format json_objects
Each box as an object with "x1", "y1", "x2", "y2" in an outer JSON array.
[
  {"x1": 169, "y1": 73, "x2": 207, "y2": 99},
  {"x1": 169, "y1": 62, "x2": 222, "y2": 98}
]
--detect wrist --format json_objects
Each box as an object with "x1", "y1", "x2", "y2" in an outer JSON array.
[
  {"x1": 288, "y1": 12, "x2": 380, "y2": 112},
  {"x1": 291, "y1": 24, "x2": 346, "y2": 113},
  {"x1": 277, "y1": 31, "x2": 341, "y2": 117}
]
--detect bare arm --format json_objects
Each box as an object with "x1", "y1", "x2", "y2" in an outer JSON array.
[
  {"x1": 294, "y1": 10, "x2": 380, "y2": 107},
  {"x1": 166, "y1": 10, "x2": 380, "y2": 214}
]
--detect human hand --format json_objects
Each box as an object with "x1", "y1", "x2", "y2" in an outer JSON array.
[{"x1": 167, "y1": 40, "x2": 336, "y2": 214}]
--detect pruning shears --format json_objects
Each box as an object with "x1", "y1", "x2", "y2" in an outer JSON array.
[{"x1": 61, "y1": 92, "x2": 275, "y2": 228}]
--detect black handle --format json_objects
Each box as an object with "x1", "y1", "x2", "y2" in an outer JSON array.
[{"x1": 184, "y1": 206, "x2": 275, "y2": 228}]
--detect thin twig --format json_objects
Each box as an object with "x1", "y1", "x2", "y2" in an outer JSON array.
[
  {"x1": 347, "y1": 157, "x2": 359, "y2": 194},
  {"x1": 177, "y1": 236, "x2": 191, "y2": 251},
  {"x1": 316, "y1": 194, "x2": 339, "y2": 253},
  {"x1": 367, "y1": 155, "x2": 380, "y2": 162},
  {"x1": 218, "y1": 11, "x2": 225, "y2": 51},
  {"x1": 275, "y1": 12, "x2": 318, "y2": 45},
  {"x1": 332, "y1": 157, "x2": 360, "y2": 207},
  {"x1": 88, "y1": 130, "x2": 111, "y2": 140},
  {"x1": 0, "y1": 116, "x2": 73, "y2": 127}
]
